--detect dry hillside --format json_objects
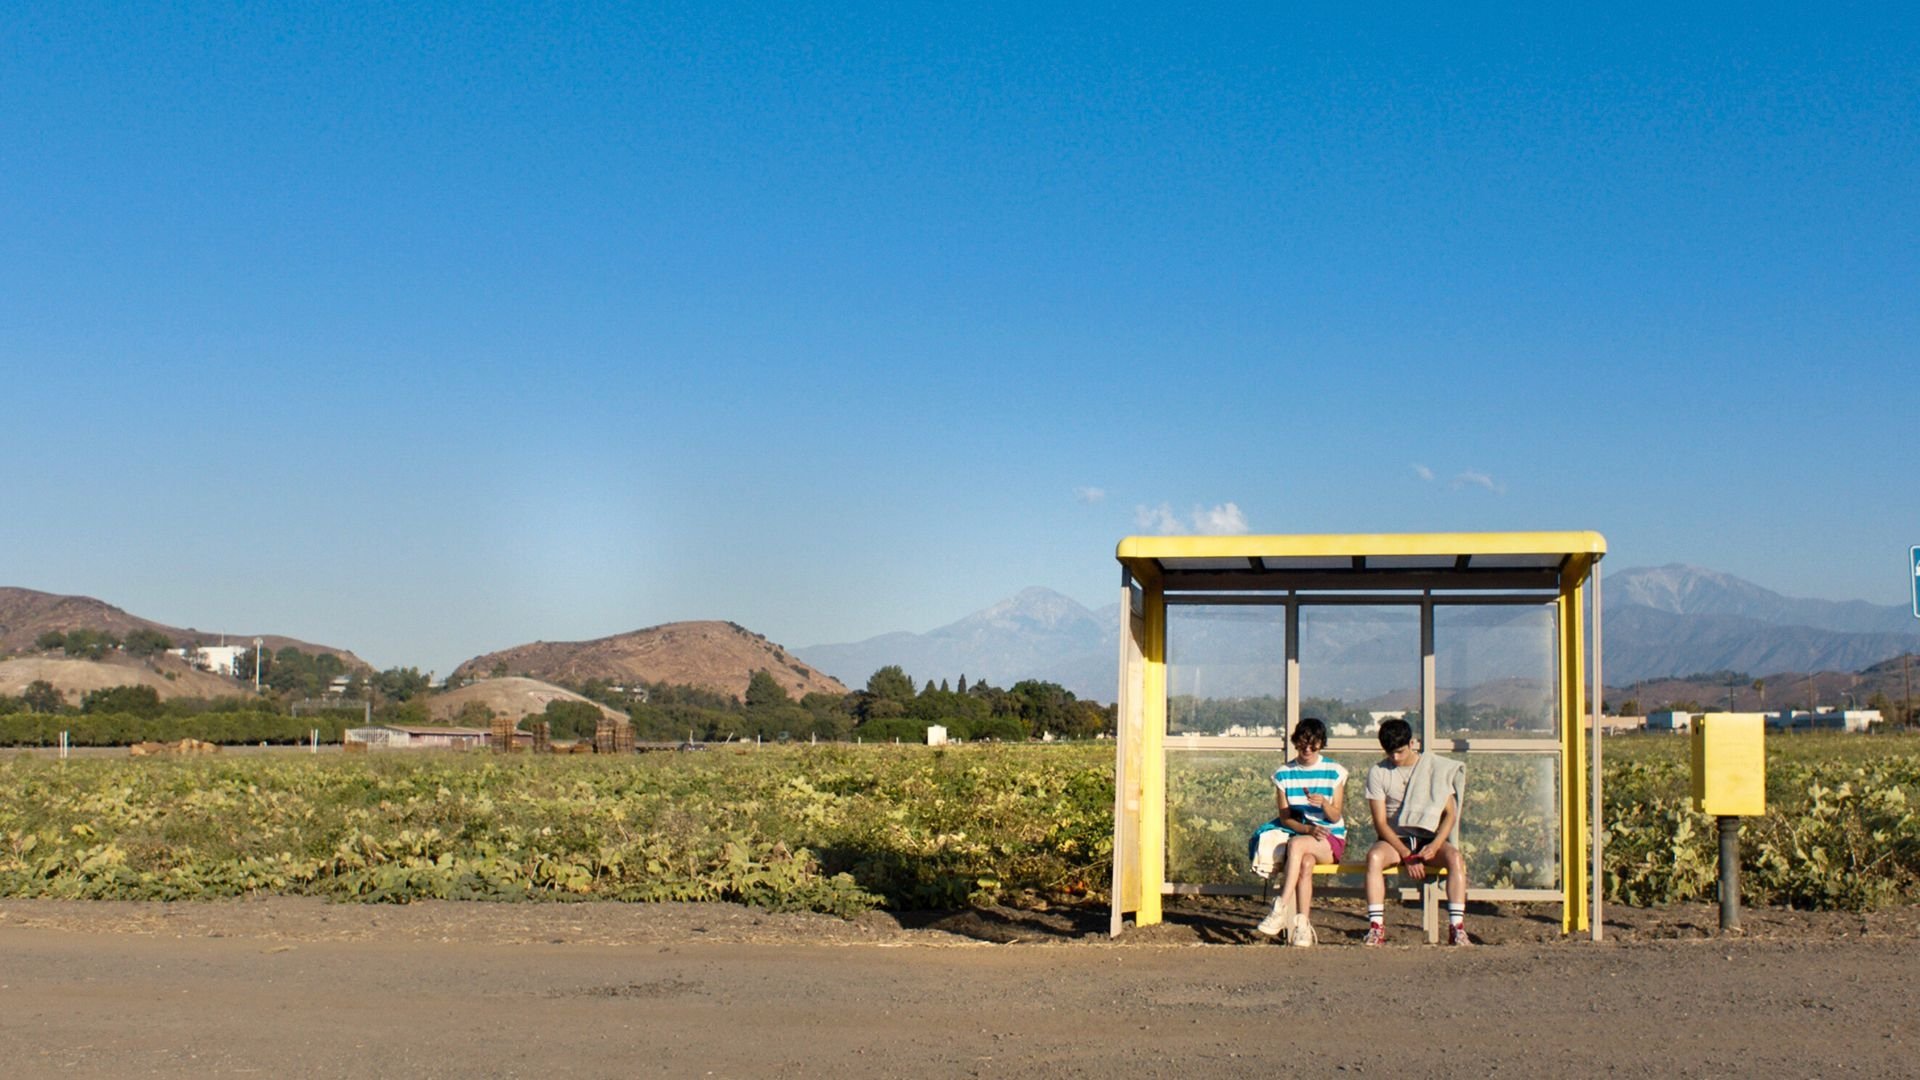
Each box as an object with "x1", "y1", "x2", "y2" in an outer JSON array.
[
  {"x1": 0, "y1": 653, "x2": 255, "y2": 707},
  {"x1": 0, "y1": 586, "x2": 369, "y2": 669},
  {"x1": 452, "y1": 621, "x2": 847, "y2": 700},
  {"x1": 428, "y1": 677, "x2": 627, "y2": 726}
]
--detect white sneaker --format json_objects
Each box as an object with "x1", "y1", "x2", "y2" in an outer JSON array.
[
  {"x1": 1290, "y1": 914, "x2": 1316, "y2": 948},
  {"x1": 1256, "y1": 904, "x2": 1289, "y2": 938}
]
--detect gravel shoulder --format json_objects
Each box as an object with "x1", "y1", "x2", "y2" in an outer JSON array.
[{"x1": 2, "y1": 897, "x2": 1914, "y2": 1078}]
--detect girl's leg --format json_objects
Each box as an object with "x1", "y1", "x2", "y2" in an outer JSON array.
[
  {"x1": 1293, "y1": 836, "x2": 1333, "y2": 919},
  {"x1": 1272, "y1": 839, "x2": 1311, "y2": 917}
]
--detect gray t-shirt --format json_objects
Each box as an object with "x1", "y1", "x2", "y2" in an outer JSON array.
[{"x1": 1364, "y1": 759, "x2": 1415, "y2": 825}]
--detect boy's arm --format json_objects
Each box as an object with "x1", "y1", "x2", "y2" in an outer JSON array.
[
  {"x1": 1369, "y1": 797, "x2": 1412, "y2": 859},
  {"x1": 1420, "y1": 795, "x2": 1460, "y2": 859}
]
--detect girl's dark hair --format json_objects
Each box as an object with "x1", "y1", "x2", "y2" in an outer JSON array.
[{"x1": 1291, "y1": 717, "x2": 1328, "y2": 749}]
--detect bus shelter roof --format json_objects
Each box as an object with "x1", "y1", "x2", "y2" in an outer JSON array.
[{"x1": 1115, "y1": 531, "x2": 1606, "y2": 593}]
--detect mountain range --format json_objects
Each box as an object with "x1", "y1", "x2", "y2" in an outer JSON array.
[{"x1": 795, "y1": 566, "x2": 1920, "y2": 701}]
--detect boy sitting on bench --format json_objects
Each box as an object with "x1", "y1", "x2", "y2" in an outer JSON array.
[{"x1": 1363, "y1": 717, "x2": 1471, "y2": 946}]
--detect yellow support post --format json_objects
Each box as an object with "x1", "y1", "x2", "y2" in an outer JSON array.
[
  {"x1": 1559, "y1": 558, "x2": 1592, "y2": 933},
  {"x1": 1136, "y1": 579, "x2": 1166, "y2": 926}
]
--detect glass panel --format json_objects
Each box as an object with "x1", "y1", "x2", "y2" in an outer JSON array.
[
  {"x1": 1433, "y1": 603, "x2": 1557, "y2": 738},
  {"x1": 1165, "y1": 605, "x2": 1286, "y2": 737},
  {"x1": 1298, "y1": 605, "x2": 1419, "y2": 738},
  {"x1": 1166, "y1": 751, "x2": 1281, "y2": 886},
  {"x1": 1455, "y1": 752, "x2": 1560, "y2": 889},
  {"x1": 1164, "y1": 748, "x2": 1558, "y2": 891}
]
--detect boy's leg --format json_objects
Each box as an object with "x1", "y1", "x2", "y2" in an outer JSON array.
[
  {"x1": 1363, "y1": 841, "x2": 1399, "y2": 945},
  {"x1": 1438, "y1": 842, "x2": 1471, "y2": 945}
]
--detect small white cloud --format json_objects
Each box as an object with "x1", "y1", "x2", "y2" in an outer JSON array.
[
  {"x1": 1452, "y1": 470, "x2": 1506, "y2": 495},
  {"x1": 1412, "y1": 463, "x2": 1435, "y2": 482},
  {"x1": 1134, "y1": 503, "x2": 1182, "y2": 534},
  {"x1": 1192, "y1": 502, "x2": 1249, "y2": 535},
  {"x1": 1135, "y1": 501, "x2": 1249, "y2": 535},
  {"x1": 1074, "y1": 486, "x2": 1107, "y2": 504}
]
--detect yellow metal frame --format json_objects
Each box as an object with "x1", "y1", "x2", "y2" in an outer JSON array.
[{"x1": 1110, "y1": 531, "x2": 1606, "y2": 938}]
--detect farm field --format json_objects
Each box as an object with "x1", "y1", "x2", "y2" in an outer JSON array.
[{"x1": 3, "y1": 734, "x2": 1916, "y2": 913}]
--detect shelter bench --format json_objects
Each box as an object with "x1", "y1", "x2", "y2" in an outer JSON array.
[{"x1": 1258, "y1": 862, "x2": 1452, "y2": 944}]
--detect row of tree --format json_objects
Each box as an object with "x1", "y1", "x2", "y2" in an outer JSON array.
[{"x1": 9, "y1": 632, "x2": 1116, "y2": 745}]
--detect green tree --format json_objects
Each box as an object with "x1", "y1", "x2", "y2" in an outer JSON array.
[
  {"x1": 865, "y1": 666, "x2": 916, "y2": 704},
  {"x1": 541, "y1": 699, "x2": 606, "y2": 740},
  {"x1": 35, "y1": 630, "x2": 67, "y2": 651},
  {"x1": 22, "y1": 680, "x2": 65, "y2": 714},
  {"x1": 453, "y1": 701, "x2": 497, "y2": 727},
  {"x1": 744, "y1": 670, "x2": 790, "y2": 710},
  {"x1": 371, "y1": 667, "x2": 432, "y2": 703},
  {"x1": 60, "y1": 629, "x2": 120, "y2": 660},
  {"x1": 123, "y1": 628, "x2": 174, "y2": 657},
  {"x1": 82, "y1": 685, "x2": 164, "y2": 718}
]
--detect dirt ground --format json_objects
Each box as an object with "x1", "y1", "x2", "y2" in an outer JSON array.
[{"x1": 2, "y1": 896, "x2": 1916, "y2": 1078}]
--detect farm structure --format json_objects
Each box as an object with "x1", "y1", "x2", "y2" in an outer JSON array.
[
  {"x1": 1110, "y1": 531, "x2": 1608, "y2": 940},
  {"x1": 344, "y1": 725, "x2": 490, "y2": 750}
]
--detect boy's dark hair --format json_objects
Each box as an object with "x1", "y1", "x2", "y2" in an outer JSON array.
[
  {"x1": 1291, "y1": 717, "x2": 1328, "y2": 749},
  {"x1": 1377, "y1": 717, "x2": 1414, "y2": 752}
]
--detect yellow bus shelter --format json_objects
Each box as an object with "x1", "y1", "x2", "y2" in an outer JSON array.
[{"x1": 1110, "y1": 531, "x2": 1607, "y2": 939}]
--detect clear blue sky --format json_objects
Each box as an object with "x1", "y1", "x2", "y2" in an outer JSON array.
[{"x1": 4, "y1": 3, "x2": 1916, "y2": 676}]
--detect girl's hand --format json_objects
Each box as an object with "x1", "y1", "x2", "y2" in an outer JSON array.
[{"x1": 1305, "y1": 793, "x2": 1328, "y2": 809}]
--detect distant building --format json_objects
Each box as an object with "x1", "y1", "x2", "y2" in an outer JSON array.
[
  {"x1": 343, "y1": 725, "x2": 491, "y2": 750},
  {"x1": 1767, "y1": 709, "x2": 1878, "y2": 734},
  {"x1": 1645, "y1": 710, "x2": 1693, "y2": 733},
  {"x1": 171, "y1": 645, "x2": 250, "y2": 677},
  {"x1": 926, "y1": 724, "x2": 948, "y2": 746}
]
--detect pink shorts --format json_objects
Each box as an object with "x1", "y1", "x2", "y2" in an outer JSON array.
[{"x1": 1326, "y1": 835, "x2": 1348, "y2": 862}]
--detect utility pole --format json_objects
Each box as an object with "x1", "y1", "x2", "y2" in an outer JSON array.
[
  {"x1": 1904, "y1": 653, "x2": 1913, "y2": 729},
  {"x1": 253, "y1": 637, "x2": 264, "y2": 693}
]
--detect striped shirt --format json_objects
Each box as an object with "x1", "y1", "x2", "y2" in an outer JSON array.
[{"x1": 1272, "y1": 758, "x2": 1349, "y2": 839}]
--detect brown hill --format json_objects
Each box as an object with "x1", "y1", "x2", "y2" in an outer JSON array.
[
  {"x1": 0, "y1": 587, "x2": 370, "y2": 669},
  {"x1": 452, "y1": 621, "x2": 848, "y2": 701},
  {"x1": 0, "y1": 653, "x2": 257, "y2": 708},
  {"x1": 428, "y1": 677, "x2": 627, "y2": 726}
]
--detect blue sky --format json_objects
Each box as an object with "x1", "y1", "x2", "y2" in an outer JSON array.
[{"x1": 4, "y1": 3, "x2": 1916, "y2": 676}]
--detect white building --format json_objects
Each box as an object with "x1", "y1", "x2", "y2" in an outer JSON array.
[
  {"x1": 1645, "y1": 710, "x2": 1693, "y2": 732},
  {"x1": 171, "y1": 645, "x2": 251, "y2": 677},
  {"x1": 926, "y1": 724, "x2": 948, "y2": 746}
]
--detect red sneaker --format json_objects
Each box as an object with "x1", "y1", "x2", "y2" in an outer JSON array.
[
  {"x1": 1448, "y1": 924, "x2": 1474, "y2": 947},
  {"x1": 1364, "y1": 924, "x2": 1386, "y2": 946}
]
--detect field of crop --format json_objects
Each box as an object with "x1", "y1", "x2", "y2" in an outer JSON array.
[{"x1": 2, "y1": 734, "x2": 1915, "y2": 913}]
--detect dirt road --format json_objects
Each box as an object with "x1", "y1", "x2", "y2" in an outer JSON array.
[{"x1": 2, "y1": 898, "x2": 1913, "y2": 1078}]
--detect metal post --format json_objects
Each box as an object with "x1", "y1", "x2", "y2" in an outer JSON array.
[
  {"x1": 1718, "y1": 816, "x2": 1741, "y2": 932},
  {"x1": 1591, "y1": 562, "x2": 1605, "y2": 942}
]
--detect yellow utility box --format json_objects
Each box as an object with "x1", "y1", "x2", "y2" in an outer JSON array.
[{"x1": 1691, "y1": 713, "x2": 1766, "y2": 816}]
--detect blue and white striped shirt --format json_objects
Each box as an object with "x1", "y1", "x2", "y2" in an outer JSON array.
[{"x1": 1272, "y1": 759, "x2": 1349, "y2": 839}]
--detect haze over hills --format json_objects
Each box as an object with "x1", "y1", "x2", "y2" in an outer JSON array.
[
  {"x1": 0, "y1": 586, "x2": 371, "y2": 669},
  {"x1": 797, "y1": 566, "x2": 1920, "y2": 700},
  {"x1": 451, "y1": 621, "x2": 847, "y2": 701}
]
